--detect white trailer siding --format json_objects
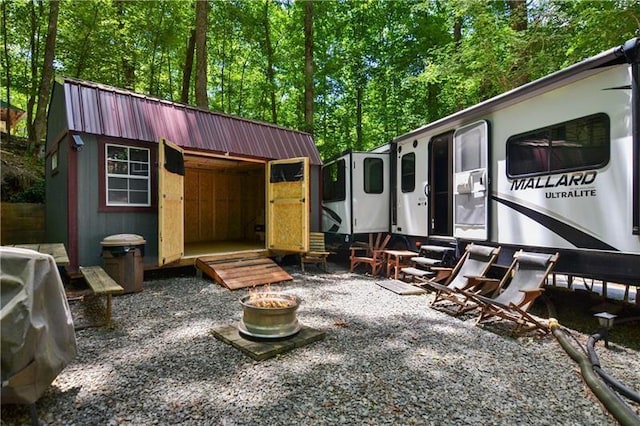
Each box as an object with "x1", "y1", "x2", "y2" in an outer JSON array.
[{"x1": 491, "y1": 65, "x2": 636, "y2": 253}]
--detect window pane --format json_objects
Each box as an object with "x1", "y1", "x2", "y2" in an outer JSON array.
[
  {"x1": 507, "y1": 113, "x2": 609, "y2": 177},
  {"x1": 130, "y1": 148, "x2": 148, "y2": 162},
  {"x1": 108, "y1": 190, "x2": 128, "y2": 204},
  {"x1": 107, "y1": 145, "x2": 128, "y2": 160},
  {"x1": 507, "y1": 131, "x2": 550, "y2": 176},
  {"x1": 129, "y1": 191, "x2": 149, "y2": 204},
  {"x1": 130, "y1": 162, "x2": 149, "y2": 176},
  {"x1": 108, "y1": 160, "x2": 128, "y2": 175},
  {"x1": 401, "y1": 153, "x2": 415, "y2": 193},
  {"x1": 455, "y1": 124, "x2": 485, "y2": 172},
  {"x1": 108, "y1": 177, "x2": 128, "y2": 190},
  {"x1": 322, "y1": 159, "x2": 346, "y2": 202},
  {"x1": 364, "y1": 158, "x2": 383, "y2": 194},
  {"x1": 130, "y1": 178, "x2": 148, "y2": 190}
]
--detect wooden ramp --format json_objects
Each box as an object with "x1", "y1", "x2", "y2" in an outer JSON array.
[{"x1": 195, "y1": 255, "x2": 292, "y2": 290}]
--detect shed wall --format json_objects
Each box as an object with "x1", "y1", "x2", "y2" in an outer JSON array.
[
  {"x1": 45, "y1": 135, "x2": 69, "y2": 248},
  {"x1": 76, "y1": 134, "x2": 158, "y2": 267}
]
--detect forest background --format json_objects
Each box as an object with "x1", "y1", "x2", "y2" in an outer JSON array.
[{"x1": 2, "y1": 0, "x2": 640, "y2": 175}]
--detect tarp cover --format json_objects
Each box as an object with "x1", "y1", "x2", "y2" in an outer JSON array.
[{"x1": 1, "y1": 247, "x2": 77, "y2": 405}]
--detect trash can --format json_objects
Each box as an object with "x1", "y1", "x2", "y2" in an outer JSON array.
[{"x1": 100, "y1": 234, "x2": 146, "y2": 294}]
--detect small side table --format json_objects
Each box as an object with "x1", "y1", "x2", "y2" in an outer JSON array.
[{"x1": 383, "y1": 250, "x2": 418, "y2": 280}]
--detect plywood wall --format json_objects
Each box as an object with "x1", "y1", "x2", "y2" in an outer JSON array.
[{"x1": 184, "y1": 165, "x2": 264, "y2": 243}]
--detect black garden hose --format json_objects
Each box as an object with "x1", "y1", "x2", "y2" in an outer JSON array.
[
  {"x1": 549, "y1": 320, "x2": 640, "y2": 426},
  {"x1": 586, "y1": 319, "x2": 640, "y2": 404}
]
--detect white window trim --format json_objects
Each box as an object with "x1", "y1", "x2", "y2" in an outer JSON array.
[{"x1": 105, "y1": 143, "x2": 151, "y2": 207}]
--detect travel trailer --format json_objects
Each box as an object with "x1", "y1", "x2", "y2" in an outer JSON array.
[
  {"x1": 323, "y1": 37, "x2": 639, "y2": 285},
  {"x1": 322, "y1": 147, "x2": 391, "y2": 238}
]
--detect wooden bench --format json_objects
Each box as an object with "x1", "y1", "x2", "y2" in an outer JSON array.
[
  {"x1": 79, "y1": 266, "x2": 124, "y2": 326},
  {"x1": 301, "y1": 232, "x2": 331, "y2": 272}
]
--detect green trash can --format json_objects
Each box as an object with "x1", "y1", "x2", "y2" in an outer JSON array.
[{"x1": 100, "y1": 234, "x2": 146, "y2": 294}]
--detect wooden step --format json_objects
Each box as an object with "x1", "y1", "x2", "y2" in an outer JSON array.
[
  {"x1": 411, "y1": 257, "x2": 441, "y2": 267},
  {"x1": 401, "y1": 267, "x2": 434, "y2": 278},
  {"x1": 196, "y1": 256, "x2": 292, "y2": 290}
]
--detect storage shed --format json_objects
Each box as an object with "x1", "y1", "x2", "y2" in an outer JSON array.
[{"x1": 45, "y1": 77, "x2": 323, "y2": 271}]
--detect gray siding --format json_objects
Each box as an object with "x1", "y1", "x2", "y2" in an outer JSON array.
[
  {"x1": 76, "y1": 134, "x2": 158, "y2": 267},
  {"x1": 45, "y1": 140, "x2": 69, "y2": 245}
]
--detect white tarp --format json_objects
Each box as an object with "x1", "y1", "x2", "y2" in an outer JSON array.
[{"x1": 1, "y1": 247, "x2": 77, "y2": 405}]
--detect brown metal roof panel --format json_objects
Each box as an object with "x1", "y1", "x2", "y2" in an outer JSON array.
[
  {"x1": 98, "y1": 91, "x2": 121, "y2": 138},
  {"x1": 64, "y1": 84, "x2": 81, "y2": 132},
  {"x1": 80, "y1": 86, "x2": 102, "y2": 135},
  {"x1": 115, "y1": 92, "x2": 139, "y2": 141},
  {"x1": 197, "y1": 110, "x2": 231, "y2": 152}
]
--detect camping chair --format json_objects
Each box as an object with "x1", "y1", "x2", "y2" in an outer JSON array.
[
  {"x1": 349, "y1": 233, "x2": 391, "y2": 276},
  {"x1": 301, "y1": 232, "x2": 331, "y2": 272},
  {"x1": 464, "y1": 251, "x2": 559, "y2": 337},
  {"x1": 422, "y1": 243, "x2": 501, "y2": 314}
]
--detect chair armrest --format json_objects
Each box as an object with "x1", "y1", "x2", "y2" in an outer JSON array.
[
  {"x1": 429, "y1": 267, "x2": 453, "y2": 283},
  {"x1": 462, "y1": 276, "x2": 501, "y2": 294},
  {"x1": 508, "y1": 289, "x2": 544, "y2": 309}
]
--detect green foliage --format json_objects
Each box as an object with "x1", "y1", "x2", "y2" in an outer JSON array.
[{"x1": 2, "y1": 0, "x2": 639, "y2": 163}]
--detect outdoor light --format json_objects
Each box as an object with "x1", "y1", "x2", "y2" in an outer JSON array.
[
  {"x1": 72, "y1": 134, "x2": 84, "y2": 151},
  {"x1": 594, "y1": 312, "x2": 617, "y2": 348}
]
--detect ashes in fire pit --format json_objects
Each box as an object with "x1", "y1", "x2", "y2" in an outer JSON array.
[{"x1": 238, "y1": 291, "x2": 301, "y2": 339}]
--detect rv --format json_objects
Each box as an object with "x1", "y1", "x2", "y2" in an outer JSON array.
[{"x1": 322, "y1": 37, "x2": 639, "y2": 285}]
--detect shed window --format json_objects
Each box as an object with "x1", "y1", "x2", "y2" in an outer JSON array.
[
  {"x1": 106, "y1": 144, "x2": 150, "y2": 206},
  {"x1": 50, "y1": 150, "x2": 58, "y2": 174},
  {"x1": 507, "y1": 113, "x2": 610, "y2": 177}
]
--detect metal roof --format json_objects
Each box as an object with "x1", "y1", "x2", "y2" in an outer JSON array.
[{"x1": 57, "y1": 77, "x2": 322, "y2": 165}]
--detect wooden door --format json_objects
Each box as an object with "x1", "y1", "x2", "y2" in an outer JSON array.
[{"x1": 158, "y1": 138, "x2": 184, "y2": 265}]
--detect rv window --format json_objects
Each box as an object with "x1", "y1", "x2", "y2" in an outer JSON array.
[
  {"x1": 322, "y1": 159, "x2": 346, "y2": 202},
  {"x1": 364, "y1": 158, "x2": 384, "y2": 194},
  {"x1": 106, "y1": 144, "x2": 151, "y2": 206},
  {"x1": 507, "y1": 113, "x2": 609, "y2": 177},
  {"x1": 401, "y1": 153, "x2": 415, "y2": 193}
]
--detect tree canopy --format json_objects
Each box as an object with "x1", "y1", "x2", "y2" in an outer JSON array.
[{"x1": 2, "y1": 0, "x2": 639, "y2": 160}]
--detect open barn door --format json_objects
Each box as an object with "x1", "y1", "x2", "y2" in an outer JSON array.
[
  {"x1": 158, "y1": 138, "x2": 184, "y2": 265},
  {"x1": 267, "y1": 157, "x2": 310, "y2": 253},
  {"x1": 453, "y1": 121, "x2": 489, "y2": 241}
]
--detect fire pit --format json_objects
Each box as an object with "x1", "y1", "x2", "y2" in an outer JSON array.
[{"x1": 238, "y1": 292, "x2": 301, "y2": 339}]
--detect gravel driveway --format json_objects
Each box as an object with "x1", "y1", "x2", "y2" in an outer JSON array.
[{"x1": 2, "y1": 263, "x2": 639, "y2": 425}]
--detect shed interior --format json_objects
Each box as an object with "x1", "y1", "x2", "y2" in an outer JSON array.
[{"x1": 183, "y1": 154, "x2": 266, "y2": 258}]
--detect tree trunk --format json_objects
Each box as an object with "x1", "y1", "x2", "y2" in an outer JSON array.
[
  {"x1": 264, "y1": 0, "x2": 277, "y2": 124},
  {"x1": 303, "y1": 0, "x2": 314, "y2": 134},
  {"x1": 181, "y1": 30, "x2": 196, "y2": 104},
  {"x1": 2, "y1": 1, "x2": 11, "y2": 139},
  {"x1": 508, "y1": 0, "x2": 527, "y2": 32},
  {"x1": 355, "y1": 85, "x2": 363, "y2": 150},
  {"x1": 195, "y1": 0, "x2": 208, "y2": 110},
  {"x1": 26, "y1": 1, "x2": 40, "y2": 151},
  {"x1": 116, "y1": 0, "x2": 135, "y2": 89},
  {"x1": 453, "y1": 16, "x2": 462, "y2": 45},
  {"x1": 30, "y1": 0, "x2": 59, "y2": 153}
]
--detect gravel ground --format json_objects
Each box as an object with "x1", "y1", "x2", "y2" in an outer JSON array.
[{"x1": 2, "y1": 262, "x2": 639, "y2": 425}]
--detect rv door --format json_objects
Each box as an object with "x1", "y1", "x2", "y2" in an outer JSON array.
[
  {"x1": 267, "y1": 157, "x2": 310, "y2": 253},
  {"x1": 158, "y1": 138, "x2": 184, "y2": 265},
  {"x1": 453, "y1": 121, "x2": 489, "y2": 240}
]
